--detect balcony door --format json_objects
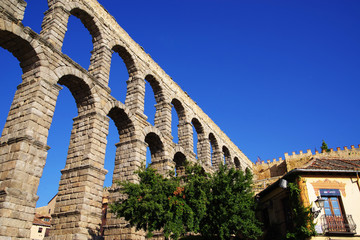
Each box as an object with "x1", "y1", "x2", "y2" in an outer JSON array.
[{"x1": 323, "y1": 196, "x2": 347, "y2": 232}]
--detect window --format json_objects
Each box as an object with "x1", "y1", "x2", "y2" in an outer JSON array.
[
  {"x1": 38, "y1": 227, "x2": 43, "y2": 233},
  {"x1": 322, "y1": 196, "x2": 348, "y2": 232},
  {"x1": 320, "y1": 189, "x2": 356, "y2": 234},
  {"x1": 323, "y1": 196, "x2": 343, "y2": 217}
]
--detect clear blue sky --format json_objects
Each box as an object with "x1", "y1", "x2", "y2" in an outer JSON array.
[{"x1": 0, "y1": 0, "x2": 359, "y2": 207}]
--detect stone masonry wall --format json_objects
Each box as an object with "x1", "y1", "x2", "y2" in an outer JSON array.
[{"x1": 0, "y1": 0, "x2": 252, "y2": 239}]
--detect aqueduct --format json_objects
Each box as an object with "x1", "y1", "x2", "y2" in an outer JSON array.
[{"x1": 0, "y1": 0, "x2": 252, "y2": 239}]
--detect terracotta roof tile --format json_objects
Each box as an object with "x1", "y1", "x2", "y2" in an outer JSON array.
[
  {"x1": 33, "y1": 218, "x2": 51, "y2": 227},
  {"x1": 305, "y1": 158, "x2": 360, "y2": 171},
  {"x1": 33, "y1": 213, "x2": 51, "y2": 227}
]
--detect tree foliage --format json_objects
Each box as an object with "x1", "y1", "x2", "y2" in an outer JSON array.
[
  {"x1": 109, "y1": 167, "x2": 191, "y2": 239},
  {"x1": 321, "y1": 140, "x2": 330, "y2": 152},
  {"x1": 109, "y1": 163, "x2": 262, "y2": 240},
  {"x1": 200, "y1": 166, "x2": 262, "y2": 240}
]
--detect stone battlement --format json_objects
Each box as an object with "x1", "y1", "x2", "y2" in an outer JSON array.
[
  {"x1": 253, "y1": 144, "x2": 360, "y2": 181},
  {"x1": 255, "y1": 144, "x2": 360, "y2": 166}
]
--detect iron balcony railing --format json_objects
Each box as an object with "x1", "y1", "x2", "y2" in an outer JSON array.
[{"x1": 321, "y1": 214, "x2": 356, "y2": 234}]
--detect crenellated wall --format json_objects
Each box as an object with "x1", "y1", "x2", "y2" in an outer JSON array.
[
  {"x1": 253, "y1": 145, "x2": 360, "y2": 181},
  {"x1": 0, "y1": 0, "x2": 252, "y2": 239}
]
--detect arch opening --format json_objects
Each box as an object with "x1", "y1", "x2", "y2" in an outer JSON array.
[
  {"x1": 62, "y1": 8, "x2": 99, "y2": 69},
  {"x1": 37, "y1": 86, "x2": 77, "y2": 207},
  {"x1": 171, "y1": 106, "x2": 179, "y2": 143},
  {"x1": 0, "y1": 29, "x2": 41, "y2": 73},
  {"x1": 234, "y1": 157, "x2": 241, "y2": 170},
  {"x1": 192, "y1": 124, "x2": 198, "y2": 157},
  {"x1": 191, "y1": 118, "x2": 204, "y2": 160},
  {"x1": 70, "y1": 8, "x2": 101, "y2": 42},
  {"x1": 58, "y1": 75, "x2": 94, "y2": 113},
  {"x1": 108, "y1": 107, "x2": 134, "y2": 138},
  {"x1": 108, "y1": 45, "x2": 135, "y2": 103},
  {"x1": 173, "y1": 152, "x2": 186, "y2": 177},
  {"x1": 145, "y1": 132, "x2": 164, "y2": 168},
  {"x1": 209, "y1": 133, "x2": 219, "y2": 166},
  {"x1": 222, "y1": 146, "x2": 231, "y2": 165},
  {"x1": 107, "y1": 106, "x2": 135, "y2": 185},
  {"x1": 144, "y1": 75, "x2": 162, "y2": 125},
  {"x1": 171, "y1": 98, "x2": 186, "y2": 145}
]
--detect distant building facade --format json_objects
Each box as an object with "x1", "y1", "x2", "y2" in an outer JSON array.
[{"x1": 30, "y1": 214, "x2": 51, "y2": 240}]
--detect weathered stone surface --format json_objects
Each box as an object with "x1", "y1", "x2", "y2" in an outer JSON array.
[{"x1": 0, "y1": 0, "x2": 252, "y2": 239}]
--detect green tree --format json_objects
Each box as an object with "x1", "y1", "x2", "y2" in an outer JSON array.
[
  {"x1": 109, "y1": 167, "x2": 195, "y2": 239},
  {"x1": 200, "y1": 166, "x2": 262, "y2": 240},
  {"x1": 181, "y1": 163, "x2": 210, "y2": 234},
  {"x1": 109, "y1": 163, "x2": 262, "y2": 240},
  {"x1": 321, "y1": 140, "x2": 330, "y2": 152}
]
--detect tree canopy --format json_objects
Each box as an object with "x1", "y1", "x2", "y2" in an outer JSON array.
[
  {"x1": 321, "y1": 140, "x2": 330, "y2": 152},
  {"x1": 109, "y1": 163, "x2": 262, "y2": 240}
]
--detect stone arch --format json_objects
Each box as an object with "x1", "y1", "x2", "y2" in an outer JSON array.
[
  {"x1": 105, "y1": 42, "x2": 141, "y2": 104},
  {"x1": 144, "y1": 74, "x2": 172, "y2": 135},
  {"x1": 192, "y1": 118, "x2": 205, "y2": 138},
  {"x1": 58, "y1": 75, "x2": 93, "y2": 110},
  {"x1": 0, "y1": 18, "x2": 46, "y2": 73},
  {"x1": 41, "y1": 1, "x2": 105, "y2": 49},
  {"x1": 222, "y1": 146, "x2": 231, "y2": 165},
  {"x1": 171, "y1": 98, "x2": 189, "y2": 147},
  {"x1": 107, "y1": 103, "x2": 136, "y2": 183},
  {"x1": 109, "y1": 42, "x2": 139, "y2": 76},
  {"x1": 145, "y1": 74, "x2": 165, "y2": 105},
  {"x1": 89, "y1": 38, "x2": 142, "y2": 88},
  {"x1": 68, "y1": 7, "x2": 102, "y2": 43},
  {"x1": 234, "y1": 157, "x2": 241, "y2": 170},
  {"x1": 67, "y1": 5, "x2": 106, "y2": 76},
  {"x1": 142, "y1": 126, "x2": 165, "y2": 142},
  {"x1": 191, "y1": 118, "x2": 209, "y2": 164},
  {"x1": 173, "y1": 145, "x2": 186, "y2": 158},
  {"x1": 173, "y1": 151, "x2": 186, "y2": 177},
  {"x1": 48, "y1": 73, "x2": 110, "y2": 238},
  {"x1": 171, "y1": 98, "x2": 186, "y2": 122},
  {"x1": 209, "y1": 133, "x2": 221, "y2": 167},
  {"x1": 103, "y1": 100, "x2": 135, "y2": 125},
  {"x1": 144, "y1": 131, "x2": 165, "y2": 171},
  {"x1": 53, "y1": 67, "x2": 99, "y2": 114},
  {"x1": 108, "y1": 105, "x2": 135, "y2": 139}
]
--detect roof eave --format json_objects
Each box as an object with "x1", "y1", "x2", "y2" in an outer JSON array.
[{"x1": 256, "y1": 168, "x2": 358, "y2": 198}]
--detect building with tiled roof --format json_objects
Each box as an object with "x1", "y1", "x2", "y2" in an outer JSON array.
[
  {"x1": 30, "y1": 213, "x2": 51, "y2": 240},
  {"x1": 255, "y1": 146, "x2": 360, "y2": 240}
]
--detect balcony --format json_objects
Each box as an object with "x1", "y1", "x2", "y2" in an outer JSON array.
[{"x1": 321, "y1": 214, "x2": 357, "y2": 235}]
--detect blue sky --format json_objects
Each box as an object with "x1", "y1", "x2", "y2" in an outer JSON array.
[{"x1": 0, "y1": 0, "x2": 359, "y2": 207}]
